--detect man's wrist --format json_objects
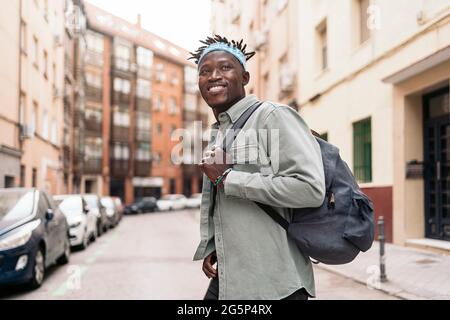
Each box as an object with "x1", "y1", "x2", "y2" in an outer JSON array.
[{"x1": 214, "y1": 167, "x2": 233, "y2": 187}]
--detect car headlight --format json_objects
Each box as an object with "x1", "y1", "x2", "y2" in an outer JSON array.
[{"x1": 0, "y1": 220, "x2": 40, "y2": 251}]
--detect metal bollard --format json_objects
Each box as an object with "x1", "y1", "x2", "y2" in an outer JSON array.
[{"x1": 378, "y1": 216, "x2": 388, "y2": 282}]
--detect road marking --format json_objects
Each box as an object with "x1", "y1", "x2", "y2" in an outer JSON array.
[{"x1": 52, "y1": 265, "x2": 88, "y2": 297}]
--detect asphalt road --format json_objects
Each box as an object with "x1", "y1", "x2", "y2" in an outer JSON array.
[{"x1": 0, "y1": 209, "x2": 398, "y2": 300}]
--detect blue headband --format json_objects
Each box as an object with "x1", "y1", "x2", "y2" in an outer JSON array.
[{"x1": 198, "y1": 42, "x2": 247, "y2": 70}]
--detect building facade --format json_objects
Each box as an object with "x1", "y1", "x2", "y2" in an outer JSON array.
[
  {"x1": 80, "y1": 3, "x2": 200, "y2": 203},
  {"x1": 211, "y1": 0, "x2": 450, "y2": 249}
]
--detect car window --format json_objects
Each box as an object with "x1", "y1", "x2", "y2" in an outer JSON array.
[
  {"x1": 84, "y1": 195, "x2": 99, "y2": 209},
  {"x1": 58, "y1": 197, "x2": 82, "y2": 216},
  {"x1": 101, "y1": 197, "x2": 114, "y2": 209},
  {"x1": 0, "y1": 189, "x2": 37, "y2": 221}
]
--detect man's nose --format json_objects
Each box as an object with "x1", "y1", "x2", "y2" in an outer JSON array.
[{"x1": 209, "y1": 68, "x2": 223, "y2": 80}]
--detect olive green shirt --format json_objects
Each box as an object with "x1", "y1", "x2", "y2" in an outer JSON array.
[{"x1": 193, "y1": 95, "x2": 325, "y2": 300}]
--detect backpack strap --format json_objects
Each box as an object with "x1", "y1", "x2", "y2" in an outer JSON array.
[{"x1": 209, "y1": 101, "x2": 263, "y2": 217}]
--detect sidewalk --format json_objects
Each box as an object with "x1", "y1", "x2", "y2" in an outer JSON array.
[{"x1": 316, "y1": 241, "x2": 450, "y2": 300}]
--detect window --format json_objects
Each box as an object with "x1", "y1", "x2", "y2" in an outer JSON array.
[
  {"x1": 353, "y1": 118, "x2": 372, "y2": 183},
  {"x1": 113, "y1": 107, "x2": 130, "y2": 127},
  {"x1": 137, "y1": 47, "x2": 153, "y2": 69},
  {"x1": 170, "y1": 71, "x2": 179, "y2": 86},
  {"x1": 359, "y1": 0, "x2": 371, "y2": 44},
  {"x1": 42, "y1": 110, "x2": 48, "y2": 139},
  {"x1": 136, "y1": 143, "x2": 151, "y2": 161},
  {"x1": 316, "y1": 21, "x2": 328, "y2": 71},
  {"x1": 43, "y1": 0, "x2": 49, "y2": 21},
  {"x1": 114, "y1": 44, "x2": 131, "y2": 71},
  {"x1": 113, "y1": 143, "x2": 129, "y2": 160},
  {"x1": 20, "y1": 20, "x2": 27, "y2": 53},
  {"x1": 32, "y1": 168, "x2": 37, "y2": 188},
  {"x1": 32, "y1": 36, "x2": 39, "y2": 68},
  {"x1": 170, "y1": 125, "x2": 177, "y2": 135},
  {"x1": 31, "y1": 102, "x2": 38, "y2": 135},
  {"x1": 114, "y1": 78, "x2": 130, "y2": 94},
  {"x1": 137, "y1": 79, "x2": 151, "y2": 99},
  {"x1": 154, "y1": 94, "x2": 164, "y2": 111},
  {"x1": 168, "y1": 97, "x2": 178, "y2": 114},
  {"x1": 155, "y1": 63, "x2": 165, "y2": 82},
  {"x1": 184, "y1": 94, "x2": 196, "y2": 112},
  {"x1": 20, "y1": 165, "x2": 25, "y2": 187},
  {"x1": 86, "y1": 72, "x2": 102, "y2": 88},
  {"x1": 19, "y1": 93, "x2": 25, "y2": 126},
  {"x1": 86, "y1": 31, "x2": 104, "y2": 53},
  {"x1": 154, "y1": 153, "x2": 161, "y2": 165},
  {"x1": 136, "y1": 112, "x2": 151, "y2": 130},
  {"x1": 170, "y1": 179, "x2": 176, "y2": 194},
  {"x1": 156, "y1": 123, "x2": 163, "y2": 135},
  {"x1": 85, "y1": 105, "x2": 102, "y2": 122},
  {"x1": 51, "y1": 119, "x2": 57, "y2": 144},
  {"x1": 43, "y1": 50, "x2": 48, "y2": 78},
  {"x1": 85, "y1": 137, "x2": 102, "y2": 159},
  {"x1": 52, "y1": 63, "x2": 56, "y2": 86}
]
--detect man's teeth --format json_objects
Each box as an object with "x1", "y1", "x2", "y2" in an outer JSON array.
[{"x1": 210, "y1": 85, "x2": 225, "y2": 91}]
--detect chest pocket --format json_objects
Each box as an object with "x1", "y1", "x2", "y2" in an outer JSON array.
[{"x1": 230, "y1": 144, "x2": 260, "y2": 170}]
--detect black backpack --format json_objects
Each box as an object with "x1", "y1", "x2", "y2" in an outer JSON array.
[{"x1": 215, "y1": 101, "x2": 375, "y2": 265}]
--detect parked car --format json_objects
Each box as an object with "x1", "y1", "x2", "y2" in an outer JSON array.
[
  {"x1": 0, "y1": 188, "x2": 70, "y2": 289},
  {"x1": 82, "y1": 194, "x2": 109, "y2": 235},
  {"x1": 156, "y1": 194, "x2": 187, "y2": 211},
  {"x1": 53, "y1": 195, "x2": 97, "y2": 249},
  {"x1": 185, "y1": 193, "x2": 202, "y2": 209},
  {"x1": 112, "y1": 197, "x2": 124, "y2": 223},
  {"x1": 124, "y1": 197, "x2": 158, "y2": 214},
  {"x1": 100, "y1": 196, "x2": 120, "y2": 227}
]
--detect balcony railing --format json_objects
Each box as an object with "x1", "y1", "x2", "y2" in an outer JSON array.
[
  {"x1": 84, "y1": 158, "x2": 102, "y2": 174},
  {"x1": 112, "y1": 125, "x2": 129, "y2": 142},
  {"x1": 136, "y1": 97, "x2": 152, "y2": 112},
  {"x1": 111, "y1": 159, "x2": 128, "y2": 177},
  {"x1": 136, "y1": 129, "x2": 151, "y2": 142},
  {"x1": 85, "y1": 51, "x2": 104, "y2": 67},
  {"x1": 86, "y1": 85, "x2": 102, "y2": 102},
  {"x1": 113, "y1": 91, "x2": 130, "y2": 106},
  {"x1": 135, "y1": 161, "x2": 151, "y2": 177},
  {"x1": 85, "y1": 118, "x2": 102, "y2": 136}
]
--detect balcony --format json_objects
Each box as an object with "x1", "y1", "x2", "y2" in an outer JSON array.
[
  {"x1": 111, "y1": 159, "x2": 128, "y2": 177},
  {"x1": 113, "y1": 91, "x2": 130, "y2": 106},
  {"x1": 135, "y1": 161, "x2": 151, "y2": 177},
  {"x1": 136, "y1": 97, "x2": 152, "y2": 112},
  {"x1": 136, "y1": 129, "x2": 151, "y2": 142},
  {"x1": 112, "y1": 125, "x2": 129, "y2": 142},
  {"x1": 86, "y1": 85, "x2": 102, "y2": 102},
  {"x1": 137, "y1": 66, "x2": 152, "y2": 80},
  {"x1": 85, "y1": 50, "x2": 103, "y2": 67},
  {"x1": 85, "y1": 118, "x2": 102, "y2": 137},
  {"x1": 84, "y1": 158, "x2": 102, "y2": 174}
]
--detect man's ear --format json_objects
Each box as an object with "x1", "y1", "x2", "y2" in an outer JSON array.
[{"x1": 242, "y1": 71, "x2": 250, "y2": 86}]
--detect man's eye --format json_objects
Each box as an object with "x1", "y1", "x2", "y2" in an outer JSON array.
[
  {"x1": 199, "y1": 69, "x2": 210, "y2": 76},
  {"x1": 222, "y1": 65, "x2": 231, "y2": 70}
]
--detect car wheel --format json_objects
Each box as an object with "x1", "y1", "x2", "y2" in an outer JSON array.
[
  {"x1": 57, "y1": 237, "x2": 70, "y2": 265},
  {"x1": 79, "y1": 231, "x2": 88, "y2": 250},
  {"x1": 29, "y1": 248, "x2": 45, "y2": 289}
]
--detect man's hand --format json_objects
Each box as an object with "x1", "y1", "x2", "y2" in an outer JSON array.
[
  {"x1": 202, "y1": 251, "x2": 218, "y2": 279},
  {"x1": 199, "y1": 146, "x2": 233, "y2": 187}
]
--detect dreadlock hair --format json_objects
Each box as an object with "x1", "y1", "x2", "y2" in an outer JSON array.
[{"x1": 188, "y1": 35, "x2": 256, "y2": 66}]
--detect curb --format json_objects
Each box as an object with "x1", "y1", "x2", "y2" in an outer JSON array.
[{"x1": 315, "y1": 264, "x2": 428, "y2": 300}]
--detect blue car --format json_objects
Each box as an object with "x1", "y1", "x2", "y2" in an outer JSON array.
[{"x1": 0, "y1": 188, "x2": 71, "y2": 289}]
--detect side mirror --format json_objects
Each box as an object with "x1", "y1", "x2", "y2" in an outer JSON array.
[
  {"x1": 84, "y1": 206, "x2": 90, "y2": 214},
  {"x1": 46, "y1": 209, "x2": 54, "y2": 221}
]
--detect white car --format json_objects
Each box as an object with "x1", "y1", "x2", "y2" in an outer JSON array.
[
  {"x1": 53, "y1": 195, "x2": 98, "y2": 249},
  {"x1": 185, "y1": 193, "x2": 202, "y2": 209},
  {"x1": 157, "y1": 194, "x2": 187, "y2": 211}
]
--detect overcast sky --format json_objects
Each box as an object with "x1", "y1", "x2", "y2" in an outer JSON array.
[{"x1": 86, "y1": 0, "x2": 211, "y2": 51}]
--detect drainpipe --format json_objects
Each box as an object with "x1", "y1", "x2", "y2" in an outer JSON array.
[{"x1": 18, "y1": 0, "x2": 23, "y2": 152}]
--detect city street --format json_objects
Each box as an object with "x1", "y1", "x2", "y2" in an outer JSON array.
[{"x1": 0, "y1": 210, "x2": 397, "y2": 300}]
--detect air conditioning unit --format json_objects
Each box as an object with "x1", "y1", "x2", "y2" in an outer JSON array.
[
  {"x1": 280, "y1": 69, "x2": 296, "y2": 93},
  {"x1": 20, "y1": 124, "x2": 35, "y2": 140},
  {"x1": 53, "y1": 87, "x2": 64, "y2": 99},
  {"x1": 53, "y1": 34, "x2": 63, "y2": 48}
]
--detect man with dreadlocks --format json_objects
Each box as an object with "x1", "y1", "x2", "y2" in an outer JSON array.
[{"x1": 190, "y1": 35, "x2": 325, "y2": 300}]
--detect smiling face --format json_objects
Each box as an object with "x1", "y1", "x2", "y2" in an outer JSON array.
[{"x1": 198, "y1": 51, "x2": 250, "y2": 113}]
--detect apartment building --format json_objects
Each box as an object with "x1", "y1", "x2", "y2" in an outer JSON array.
[
  {"x1": 14, "y1": 0, "x2": 67, "y2": 194},
  {"x1": 0, "y1": 1, "x2": 22, "y2": 188},
  {"x1": 81, "y1": 3, "x2": 199, "y2": 203},
  {"x1": 211, "y1": 0, "x2": 450, "y2": 249}
]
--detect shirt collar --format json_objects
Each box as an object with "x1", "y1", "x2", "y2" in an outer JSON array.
[{"x1": 212, "y1": 95, "x2": 259, "y2": 127}]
